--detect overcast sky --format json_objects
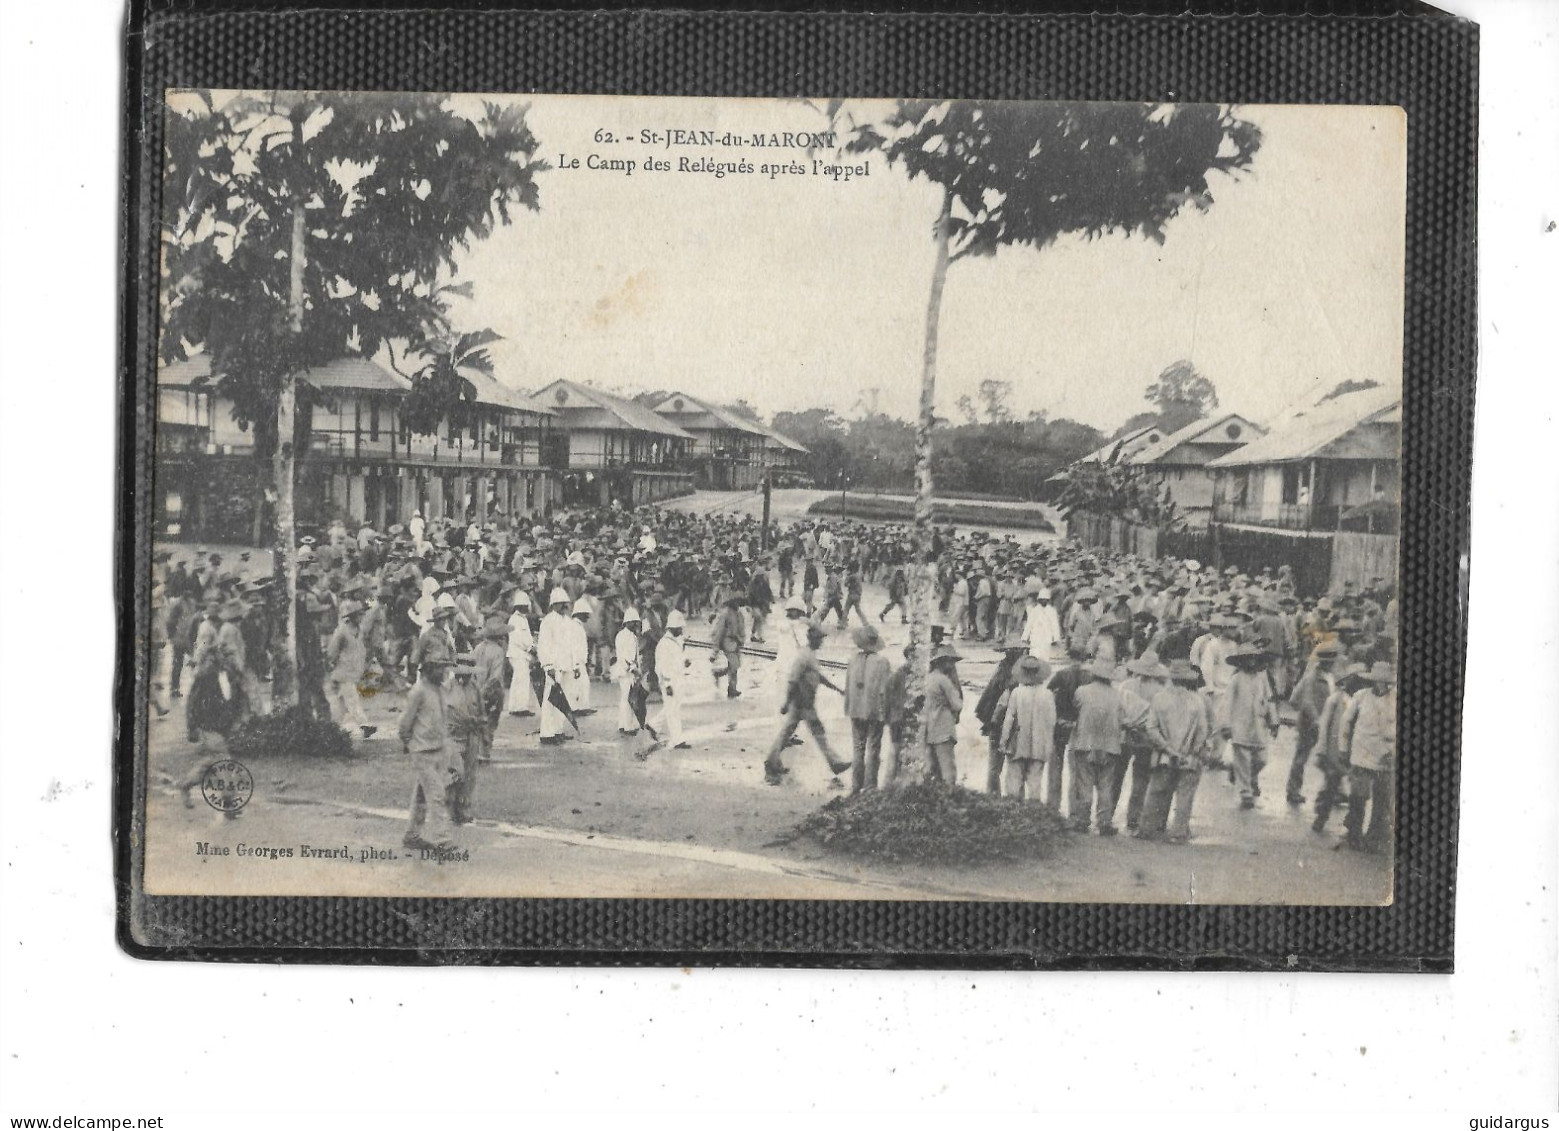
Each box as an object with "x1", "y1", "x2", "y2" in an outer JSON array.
[{"x1": 446, "y1": 96, "x2": 1406, "y2": 431}]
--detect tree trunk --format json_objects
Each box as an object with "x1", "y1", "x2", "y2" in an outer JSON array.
[
  {"x1": 902, "y1": 187, "x2": 953, "y2": 783},
  {"x1": 271, "y1": 188, "x2": 306, "y2": 710}
]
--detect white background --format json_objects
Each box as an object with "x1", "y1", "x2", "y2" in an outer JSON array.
[{"x1": 1, "y1": 0, "x2": 1554, "y2": 1123}]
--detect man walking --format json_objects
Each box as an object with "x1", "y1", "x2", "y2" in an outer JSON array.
[{"x1": 765, "y1": 623, "x2": 850, "y2": 785}]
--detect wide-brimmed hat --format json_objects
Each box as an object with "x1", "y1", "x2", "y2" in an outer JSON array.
[
  {"x1": 1167, "y1": 659, "x2": 1200, "y2": 684},
  {"x1": 1310, "y1": 641, "x2": 1342, "y2": 660},
  {"x1": 483, "y1": 614, "x2": 510, "y2": 639},
  {"x1": 1017, "y1": 654, "x2": 1049, "y2": 683},
  {"x1": 1228, "y1": 642, "x2": 1271, "y2": 667},
  {"x1": 930, "y1": 644, "x2": 962, "y2": 665},
  {"x1": 1127, "y1": 651, "x2": 1163, "y2": 677},
  {"x1": 338, "y1": 599, "x2": 364, "y2": 619},
  {"x1": 996, "y1": 637, "x2": 1028, "y2": 654},
  {"x1": 852, "y1": 625, "x2": 885, "y2": 652}
]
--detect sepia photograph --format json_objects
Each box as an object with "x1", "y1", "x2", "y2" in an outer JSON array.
[{"x1": 141, "y1": 91, "x2": 1405, "y2": 905}]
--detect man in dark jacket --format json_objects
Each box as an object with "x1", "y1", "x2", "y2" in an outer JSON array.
[
  {"x1": 976, "y1": 641, "x2": 1029, "y2": 795},
  {"x1": 1045, "y1": 644, "x2": 1091, "y2": 811}
]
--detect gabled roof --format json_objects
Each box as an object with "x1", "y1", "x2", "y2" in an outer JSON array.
[
  {"x1": 157, "y1": 353, "x2": 413, "y2": 395},
  {"x1": 1126, "y1": 413, "x2": 1265, "y2": 466},
  {"x1": 533, "y1": 379, "x2": 692, "y2": 439},
  {"x1": 458, "y1": 369, "x2": 556, "y2": 416},
  {"x1": 717, "y1": 403, "x2": 809, "y2": 453},
  {"x1": 648, "y1": 391, "x2": 769, "y2": 436},
  {"x1": 1208, "y1": 386, "x2": 1401, "y2": 468},
  {"x1": 1074, "y1": 424, "x2": 1164, "y2": 467}
]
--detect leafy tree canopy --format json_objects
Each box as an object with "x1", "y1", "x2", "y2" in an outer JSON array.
[
  {"x1": 160, "y1": 90, "x2": 547, "y2": 452},
  {"x1": 1143, "y1": 359, "x2": 1220, "y2": 433}
]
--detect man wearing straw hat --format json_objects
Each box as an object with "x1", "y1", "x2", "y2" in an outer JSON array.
[
  {"x1": 923, "y1": 643, "x2": 966, "y2": 785},
  {"x1": 765, "y1": 623, "x2": 850, "y2": 786},
  {"x1": 1341, "y1": 661, "x2": 1397, "y2": 853},
  {"x1": 1114, "y1": 653, "x2": 1168, "y2": 832},
  {"x1": 843, "y1": 624, "x2": 892, "y2": 794},
  {"x1": 975, "y1": 639, "x2": 1030, "y2": 796},
  {"x1": 397, "y1": 653, "x2": 459, "y2": 853},
  {"x1": 1137, "y1": 659, "x2": 1214, "y2": 843},
  {"x1": 471, "y1": 614, "x2": 510, "y2": 748},
  {"x1": 1219, "y1": 641, "x2": 1280, "y2": 809},
  {"x1": 325, "y1": 599, "x2": 374, "y2": 738},
  {"x1": 998, "y1": 654, "x2": 1055, "y2": 803},
  {"x1": 1069, "y1": 658, "x2": 1147, "y2": 835}
]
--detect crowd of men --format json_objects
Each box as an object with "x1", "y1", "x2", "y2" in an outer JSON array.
[{"x1": 151, "y1": 502, "x2": 1399, "y2": 857}]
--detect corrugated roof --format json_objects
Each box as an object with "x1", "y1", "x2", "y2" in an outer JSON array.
[
  {"x1": 1126, "y1": 413, "x2": 1264, "y2": 466},
  {"x1": 157, "y1": 353, "x2": 411, "y2": 394},
  {"x1": 1208, "y1": 386, "x2": 1401, "y2": 468},
  {"x1": 533, "y1": 380, "x2": 692, "y2": 439}
]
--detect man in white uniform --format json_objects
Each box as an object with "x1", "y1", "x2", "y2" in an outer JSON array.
[
  {"x1": 652, "y1": 609, "x2": 690, "y2": 749},
  {"x1": 613, "y1": 608, "x2": 643, "y2": 734},
  {"x1": 1022, "y1": 586, "x2": 1063, "y2": 661},
  {"x1": 566, "y1": 597, "x2": 594, "y2": 714},
  {"x1": 504, "y1": 592, "x2": 537, "y2": 717},
  {"x1": 537, "y1": 588, "x2": 577, "y2": 743}
]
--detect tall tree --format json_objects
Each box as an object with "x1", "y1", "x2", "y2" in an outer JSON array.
[
  {"x1": 838, "y1": 99, "x2": 1261, "y2": 774},
  {"x1": 160, "y1": 90, "x2": 546, "y2": 704},
  {"x1": 1143, "y1": 359, "x2": 1220, "y2": 432}
]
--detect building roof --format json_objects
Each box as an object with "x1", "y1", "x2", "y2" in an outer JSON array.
[
  {"x1": 533, "y1": 379, "x2": 693, "y2": 439},
  {"x1": 1125, "y1": 413, "x2": 1265, "y2": 467},
  {"x1": 458, "y1": 369, "x2": 556, "y2": 416},
  {"x1": 715, "y1": 402, "x2": 809, "y2": 452},
  {"x1": 1073, "y1": 423, "x2": 1165, "y2": 467},
  {"x1": 648, "y1": 392, "x2": 769, "y2": 436},
  {"x1": 157, "y1": 353, "x2": 413, "y2": 394},
  {"x1": 1208, "y1": 386, "x2": 1401, "y2": 468}
]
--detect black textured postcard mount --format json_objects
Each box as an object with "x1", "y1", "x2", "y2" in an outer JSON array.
[{"x1": 117, "y1": 1, "x2": 1475, "y2": 968}]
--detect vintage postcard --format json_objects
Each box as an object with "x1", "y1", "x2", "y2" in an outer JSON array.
[{"x1": 140, "y1": 91, "x2": 1404, "y2": 905}]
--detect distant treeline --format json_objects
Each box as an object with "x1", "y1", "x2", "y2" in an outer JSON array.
[{"x1": 770, "y1": 408, "x2": 1105, "y2": 499}]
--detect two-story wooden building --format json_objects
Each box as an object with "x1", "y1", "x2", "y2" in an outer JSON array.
[
  {"x1": 532, "y1": 379, "x2": 695, "y2": 506},
  {"x1": 156, "y1": 354, "x2": 562, "y2": 543},
  {"x1": 1124, "y1": 412, "x2": 1265, "y2": 528},
  {"x1": 1206, "y1": 386, "x2": 1401, "y2": 593},
  {"x1": 1207, "y1": 388, "x2": 1400, "y2": 534},
  {"x1": 641, "y1": 392, "x2": 769, "y2": 490}
]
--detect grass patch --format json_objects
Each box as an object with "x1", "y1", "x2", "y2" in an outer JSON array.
[{"x1": 789, "y1": 782, "x2": 1070, "y2": 865}]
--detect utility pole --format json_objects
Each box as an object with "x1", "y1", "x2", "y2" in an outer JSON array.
[{"x1": 760, "y1": 473, "x2": 772, "y2": 551}]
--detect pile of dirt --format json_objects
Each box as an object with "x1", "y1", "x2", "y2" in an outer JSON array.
[
  {"x1": 229, "y1": 708, "x2": 355, "y2": 760},
  {"x1": 790, "y1": 782, "x2": 1070, "y2": 865}
]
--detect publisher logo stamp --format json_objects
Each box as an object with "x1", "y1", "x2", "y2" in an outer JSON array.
[{"x1": 201, "y1": 759, "x2": 254, "y2": 814}]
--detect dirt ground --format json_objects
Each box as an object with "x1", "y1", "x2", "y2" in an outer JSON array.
[{"x1": 142, "y1": 491, "x2": 1392, "y2": 905}]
